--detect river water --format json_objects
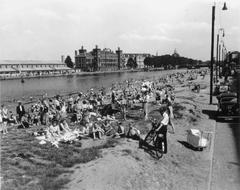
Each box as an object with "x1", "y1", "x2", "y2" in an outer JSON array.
[{"x1": 0, "y1": 70, "x2": 180, "y2": 103}]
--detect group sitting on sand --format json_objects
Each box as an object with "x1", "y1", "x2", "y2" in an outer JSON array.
[{"x1": 0, "y1": 69, "x2": 207, "y2": 151}]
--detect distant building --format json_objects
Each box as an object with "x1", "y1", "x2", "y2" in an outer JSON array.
[
  {"x1": 0, "y1": 60, "x2": 72, "y2": 77},
  {"x1": 75, "y1": 46, "x2": 124, "y2": 72},
  {"x1": 123, "y1": 53, "x2": 151, "y2": 68}
]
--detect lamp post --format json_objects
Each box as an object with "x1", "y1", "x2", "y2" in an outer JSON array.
[
  {"x1": 210, "y1": 2, "x2": 227, "y2": 105},
  {"x1": 219, "y1": 43, "x2": 222, "y2": 77},
  {"x1": 216, "y1": 28, "x2": 225, "y2": 81},
  {"x1": 210, "y1": 4, "x2": 215, "y2": 105}
]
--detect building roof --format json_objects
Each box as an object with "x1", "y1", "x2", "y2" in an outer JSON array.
[
  {"x1": 0, "y1": 60, "x2": 64, "y2": 65},
  {"x1": 53, "y1": 66, "x2": 71, "y2": 70},
  {"x1": 0, "y1": 68, "x2": 18, "y2": 73},
  {"x1": 18, "y1": 67, "x2": 54, "y2": 72}
]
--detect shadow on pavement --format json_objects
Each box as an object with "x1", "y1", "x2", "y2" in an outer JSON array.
[
  {"x1": 228, "y1": 162, "x2": 240, "y2": 167},
  {"x1": 229, "y1": 122, "x2": 240, "y2": 167},
  {"x1": 177, "y1": 140, "x2": 203, "y2": 151}
]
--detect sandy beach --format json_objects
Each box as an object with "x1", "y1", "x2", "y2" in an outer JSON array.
[{"x1": 0, "y1": 69, "x2": 221, "y2": 190}]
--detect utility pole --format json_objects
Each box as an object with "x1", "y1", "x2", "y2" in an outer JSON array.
[
  {"x1": 210, "y1": 5, "x2": 215, "y2": 104},
  {"x1": 216, "y1": 34, "x2": 219, "y2": 81}
]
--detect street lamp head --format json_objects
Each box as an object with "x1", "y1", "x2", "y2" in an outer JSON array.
[{"x1": 222, "y1": 2, "x2": 227, "y2": 10}]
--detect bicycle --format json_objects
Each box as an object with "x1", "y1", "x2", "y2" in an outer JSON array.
[{"x1": 140, "y1": 119, "x2": 165, "y2": 159}]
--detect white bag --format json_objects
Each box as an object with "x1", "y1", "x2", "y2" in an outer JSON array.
[{"x1": 187, "y1": 129, "x2": 208, "y2": 148}]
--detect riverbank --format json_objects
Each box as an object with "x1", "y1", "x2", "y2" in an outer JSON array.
[{"x1": 1, "y1": 70, "x2": 217, "y2": 190}]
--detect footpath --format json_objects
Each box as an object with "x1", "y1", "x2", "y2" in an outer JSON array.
[
  {"x1": 210, "y1": 121, "x2": 240, "y2": 190},
  {"x1": 210, "y1": 75, "x2": 240, "y2": 190}
]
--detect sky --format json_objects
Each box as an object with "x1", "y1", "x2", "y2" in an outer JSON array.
[{"x1": 0, "y1": 0, "x2": 239, "y2": 61}]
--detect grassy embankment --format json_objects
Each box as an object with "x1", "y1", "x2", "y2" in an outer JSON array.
[{"x1": 1, "y1": 129, "x2": 119, "y2": 190}]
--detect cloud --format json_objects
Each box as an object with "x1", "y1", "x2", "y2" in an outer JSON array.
[
  {"x1": 35, "y1": 8, "x2": 62, "y2": 20},
  {"x1": 155, "y1": 22, "x2": 210, "y2": 33},
  {"x1": 119, "y1": 33, "x2": 181, "y2": 43},
  {"x1": 0, "y1": 0, "x2": 239, "y2": 61}
]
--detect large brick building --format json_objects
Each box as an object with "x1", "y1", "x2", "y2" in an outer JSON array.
[{"x1": 75, "y1": 46, "x2": 124, "y2": 72}]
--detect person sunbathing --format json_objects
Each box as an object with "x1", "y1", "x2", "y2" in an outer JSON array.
[
  {"x1": 92, "y1": 122, "x2": 105, "y2": 140},
  {"x1": 59, "y1": 119, "x2": 71, "y2": 133},
  {"x1": 46, "y1": 120, "x2": 61, "y2": 140},
  {"x1": 113, "y1": 122, "x2": 125, "y2": 138},
  {"x1": 17, "y1": 114, "x2": 30, "y2": 128},
  {"x1": 78, "y1": 122, "x2": 91, "y2": 137},
  {"x1": 42, "y1": 120, "x2": 61, "y2": 147},
  {"x1": 8, "y1": 111, "x2": 18, "y2": 126},
  {"x1": 127, "y1": 124, "x2": 141, "y2": 140}
]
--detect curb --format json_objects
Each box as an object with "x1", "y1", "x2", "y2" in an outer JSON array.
[{"x1": 207, "y1": 106, "x2": 218, "y2": 190}]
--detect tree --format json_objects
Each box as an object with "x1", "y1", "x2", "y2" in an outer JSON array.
[
  {"x1": 144, "y1": 57, "x2": 151, "y2": 68},
  {"x1": 65, "y1": 55, "x2": 74, "y2": 68},
  {"x1": 126, "y1": 57, "x2": 138, "y2": 69}
]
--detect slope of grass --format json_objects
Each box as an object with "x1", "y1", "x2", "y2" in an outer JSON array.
[{"x1": 1, "y1": 129, "x2": 119, "y2": 190}]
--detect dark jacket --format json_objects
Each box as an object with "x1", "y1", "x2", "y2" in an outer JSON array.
[{"x1": 16, "y1": 105, "x2": 25, "y2": 116}]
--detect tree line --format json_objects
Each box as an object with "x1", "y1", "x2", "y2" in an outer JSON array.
[{"x1": 144, "y1": 54, "x2": 206, "y2": 69}]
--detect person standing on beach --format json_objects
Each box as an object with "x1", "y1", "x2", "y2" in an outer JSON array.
[
  {"x1": 146, "y1": 93, "x2": 150, "y2": 120},
  {"x1": 120, "y1": 95, "x2": 127, "y2": 120},
  {"x1": 1, "y1": 105, "x2": 9, "y2": 134},
  {"x1": 155, "y1": 107, "x2": 171, "y2": 154},
  {"x1": 16, "y1": 101, "x2": 25, "y2": 122},
  {"x1": 166, "y1": 94, "x2": 174, "y2": 119},
  {"x1": 111, "y1": 90, "x2": 115, "y2": 104}
]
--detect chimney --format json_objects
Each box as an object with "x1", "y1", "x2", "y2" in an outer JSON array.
[
  {"x1": 75, "y1": 50, "x2": 78, "y2": 56},
  {"x1": 116, "y1": 47, "x2": 122, "y2": 70},
  {"x1": 61, "y1": 55, "x2": 65, "y2": 63}
]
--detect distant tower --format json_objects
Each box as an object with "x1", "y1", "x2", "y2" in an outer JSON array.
[
  {"x1": 116, "y1": 47, "x2": 122, "y2": 70},
  {"x1": 172, "y1": 48, "x2": 180, "y2": 57},
  {"x1": 92, "y1": 45, "x2": 100, "y2": 71}
]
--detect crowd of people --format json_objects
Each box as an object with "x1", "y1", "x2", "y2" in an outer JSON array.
[{"x1": 0, "y1": 69, "x2": 207, "y2": 151}]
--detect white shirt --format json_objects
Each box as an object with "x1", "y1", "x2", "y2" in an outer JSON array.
[
  {"x1": 161, "y1": 111, "x2": 169, "y2": 126},
  {"x1": 54, "y1": 99, "x2": 60, "y2": 107}
]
